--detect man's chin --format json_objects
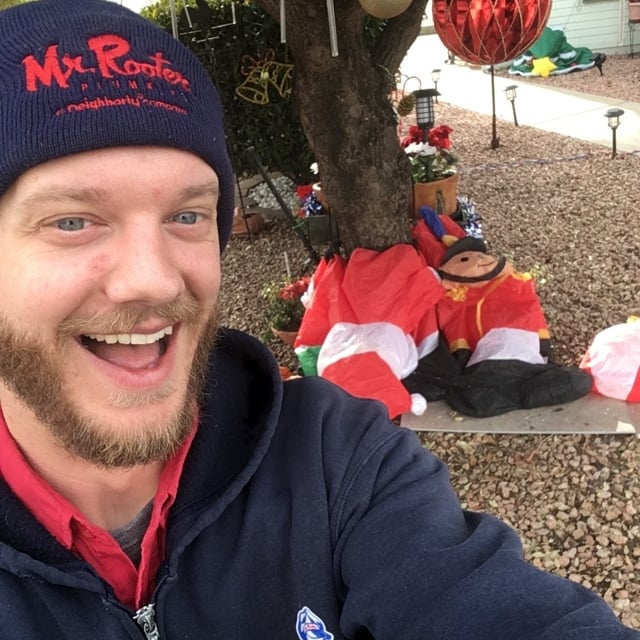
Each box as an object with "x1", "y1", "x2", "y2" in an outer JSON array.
[
  {"x1": 106, "y1": 381, "x2": 179, "y2": 409},
  {"x1": 59, "y1": 393, "x2": 198, "y2": 468}
]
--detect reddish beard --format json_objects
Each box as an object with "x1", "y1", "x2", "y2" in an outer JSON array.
[{"x1": 0, "y1": 298, "x2": 218, "y2": 468}]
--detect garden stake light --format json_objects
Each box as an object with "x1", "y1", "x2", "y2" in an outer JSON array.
[
  {"x1": 431, "y1": 68, "x2": 441, "y2": 103},
  {"x1": 414, "y1": 88, "x2": 439, "y2": 135},
  {"x1": 605, "y1": 107, "x2": 624, "y2": 158},
  {"x1": 505, "y1": 84, "x2": 519, "y2": 126}
]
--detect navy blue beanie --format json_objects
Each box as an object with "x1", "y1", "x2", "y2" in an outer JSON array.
[{"x1": 0, "y1": 0, "x2": 235, "y2": 250}]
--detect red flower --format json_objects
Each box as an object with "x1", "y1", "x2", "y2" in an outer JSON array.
[
  {"x1": 427, "y1": 125, "x2": 453, "y2": 150},
  {"x1": 401, "y1": 125, "x2": 424, "y2": 148},
  {"x1": 279, "y1": 276, "x2": 310, "y2": 301},
  {"x1": 296, "y1": 184, "x2": 313, "y2": 199}
]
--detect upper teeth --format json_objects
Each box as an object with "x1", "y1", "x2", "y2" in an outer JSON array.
[{"x1": 85, "y1": 326, "x2": 173, "y2": 345}]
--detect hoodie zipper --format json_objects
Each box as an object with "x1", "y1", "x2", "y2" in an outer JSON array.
[{"x1": 134, "y1": 604, "x2": 160, "y2": 639}]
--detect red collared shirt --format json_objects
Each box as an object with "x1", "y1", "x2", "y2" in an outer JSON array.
[{"x1": 0, "y1": 407, "x2": 195, "y2": 609}]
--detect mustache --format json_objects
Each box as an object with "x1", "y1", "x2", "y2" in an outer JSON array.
[{"x1": 57, "y1": 296, "x2": 203, "y2": 337}]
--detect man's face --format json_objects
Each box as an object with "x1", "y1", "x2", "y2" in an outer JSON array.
[{"x1": 0, "y1": 147, "x2": 221, "y2": 467}]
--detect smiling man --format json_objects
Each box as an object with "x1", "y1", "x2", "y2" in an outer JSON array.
[
  {"x1": 0, "y1": 149, "x2": 219, "y2": 469},
  {"x1": 0, "y1": 1, "x2": 637, "y2": 639}
]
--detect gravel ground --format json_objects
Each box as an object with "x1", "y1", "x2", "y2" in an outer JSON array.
[{"x1": 219, "y1": 54, "x2": 640, "y2": 627}]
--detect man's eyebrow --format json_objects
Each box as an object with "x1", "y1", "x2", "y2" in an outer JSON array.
[
  {"x1": 17, "y1": 185, "x2": 109, "y2": 209},
  {"x1": 176, "y1": 181, "x2": 219, "y2": 201},
  {"x1": 15, "y1": 181, "x2": 219, "y2": 211}
]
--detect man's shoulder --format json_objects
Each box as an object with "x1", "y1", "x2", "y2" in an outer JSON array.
[
  {"x1": 277, "y1": 374, "x2": 416, "y2": 467},
  {"x1": 208, "y1": 327, "x2": 417, "y2": 469}
]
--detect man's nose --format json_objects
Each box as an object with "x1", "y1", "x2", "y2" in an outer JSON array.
[{"x1": 104, "y1": 225, "x2": 185, "y2": 306}]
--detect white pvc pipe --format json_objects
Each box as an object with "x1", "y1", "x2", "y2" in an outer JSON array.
[
  {"x1": 280, "y1": 0, "x2": 286, "y2": 43},
  {"x1": 326, "y1": 0, "x2": 338, "y2": 56},
  {"x1": 168, "y1": 0, "x2": 179, "y2": 39}
]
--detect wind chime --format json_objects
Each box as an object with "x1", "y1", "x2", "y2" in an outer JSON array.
[
  {"x1": 432, "y1": 0, "x2": 551, "y2": 148},
  {"x1": 278, "y1": 0, "x2": 412, "y2": 58},
  {"x1": 278, "y1": 0, "x2": 338, "y2": 56},
  {"x1": 167, "y1": 0, "x2": 237, "y2": 41},
  {"x1": 168, "y1": 0, "x2": 179, "y2": 38}
]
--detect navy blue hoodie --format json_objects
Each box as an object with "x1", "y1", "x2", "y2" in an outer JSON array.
[{"x1": 0, "y1": 329, "x2": 636, "y2": 639}]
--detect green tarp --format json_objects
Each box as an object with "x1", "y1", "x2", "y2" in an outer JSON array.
[{"x1": 508, "y1": 27, "x2": 596, "y2": 77}]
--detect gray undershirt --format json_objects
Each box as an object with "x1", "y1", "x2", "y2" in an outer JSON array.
[{"x1": 109, "y1": 500, "x2": 154, "y2": 566}]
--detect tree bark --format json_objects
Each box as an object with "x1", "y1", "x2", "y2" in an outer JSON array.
[{"x1": 255, "y1": 0, "x2": 427, "y2": 253}]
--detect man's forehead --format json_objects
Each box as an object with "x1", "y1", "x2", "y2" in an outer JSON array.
[{"x1": 2, "y1": 147, "x2": 219, "y2": 202}]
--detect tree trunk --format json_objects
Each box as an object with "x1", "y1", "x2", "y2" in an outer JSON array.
[{"x1": 255, "y1": 0, "x2": 427, "y2": 253}]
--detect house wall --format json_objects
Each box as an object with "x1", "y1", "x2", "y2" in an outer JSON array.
[{"x1": 547, "y1": 0, "x2": 632, "y2": 54}]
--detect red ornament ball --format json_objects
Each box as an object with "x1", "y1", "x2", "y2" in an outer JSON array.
[{"x1": 433, "y1": 0, "x2": 552, "y2": 65}]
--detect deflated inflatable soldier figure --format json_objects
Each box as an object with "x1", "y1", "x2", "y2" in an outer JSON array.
[{"x1": 0, "y1": 2, "x2": 637, "y2": 638}]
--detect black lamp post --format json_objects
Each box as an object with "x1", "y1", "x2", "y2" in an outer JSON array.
[
  {"x1": 431, "y1": 68, "x2": 441, "y2": 103},
  {"x1": 505, "y1": 84, "x2": 519, "y2": 127},
  {"x1": 488, "y1": 65, "x2": 500, "y2": 150},
  {"x1": 414, "y1": 88, "x2": 439, "y2": 136},
  {"x1": 605, "y1": 107, "x2": 624, "y2": 158}
]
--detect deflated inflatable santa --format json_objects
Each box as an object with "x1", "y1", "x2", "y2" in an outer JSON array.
[
  {"x1": 294, "y1": 244, "x2": 445, "y2": 419},
  {"x1": 294, "y1": 209, "x2": 592, "y2": 419}
]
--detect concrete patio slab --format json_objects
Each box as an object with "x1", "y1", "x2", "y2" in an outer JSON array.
[{"x1": 401, "y1": 393, "x2": 640, "y2": 435}]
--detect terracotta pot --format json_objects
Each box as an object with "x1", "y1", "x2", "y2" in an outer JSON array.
[
  {"x1": 272, "y1": 327, "x2": 298, "y2": 348},
  {"x1": 412, "y1": 173, "x2": 459, "y2": 217},
  {"x1": 231, "y1": 207, "x2": 265, "y2": 237}
]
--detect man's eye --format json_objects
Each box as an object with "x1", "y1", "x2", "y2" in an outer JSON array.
[
  {"x1": 172, "y1": 212, "x2": 200, "y2": 225},
  {"x1": 54, "y1": 217, "x2": 89, "y2": 231}
]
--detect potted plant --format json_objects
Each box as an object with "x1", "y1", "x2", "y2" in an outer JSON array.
[
  {"x1": 260, "y1": 275, "x2": 311, "y2": 347},
  {"x1": 402, "y1": 124, "x2": 459, "y2": 216}
]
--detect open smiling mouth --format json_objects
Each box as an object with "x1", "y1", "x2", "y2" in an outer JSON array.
[{"x1": 80, "y1": 326, "x2": 173, "y2": 369}]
